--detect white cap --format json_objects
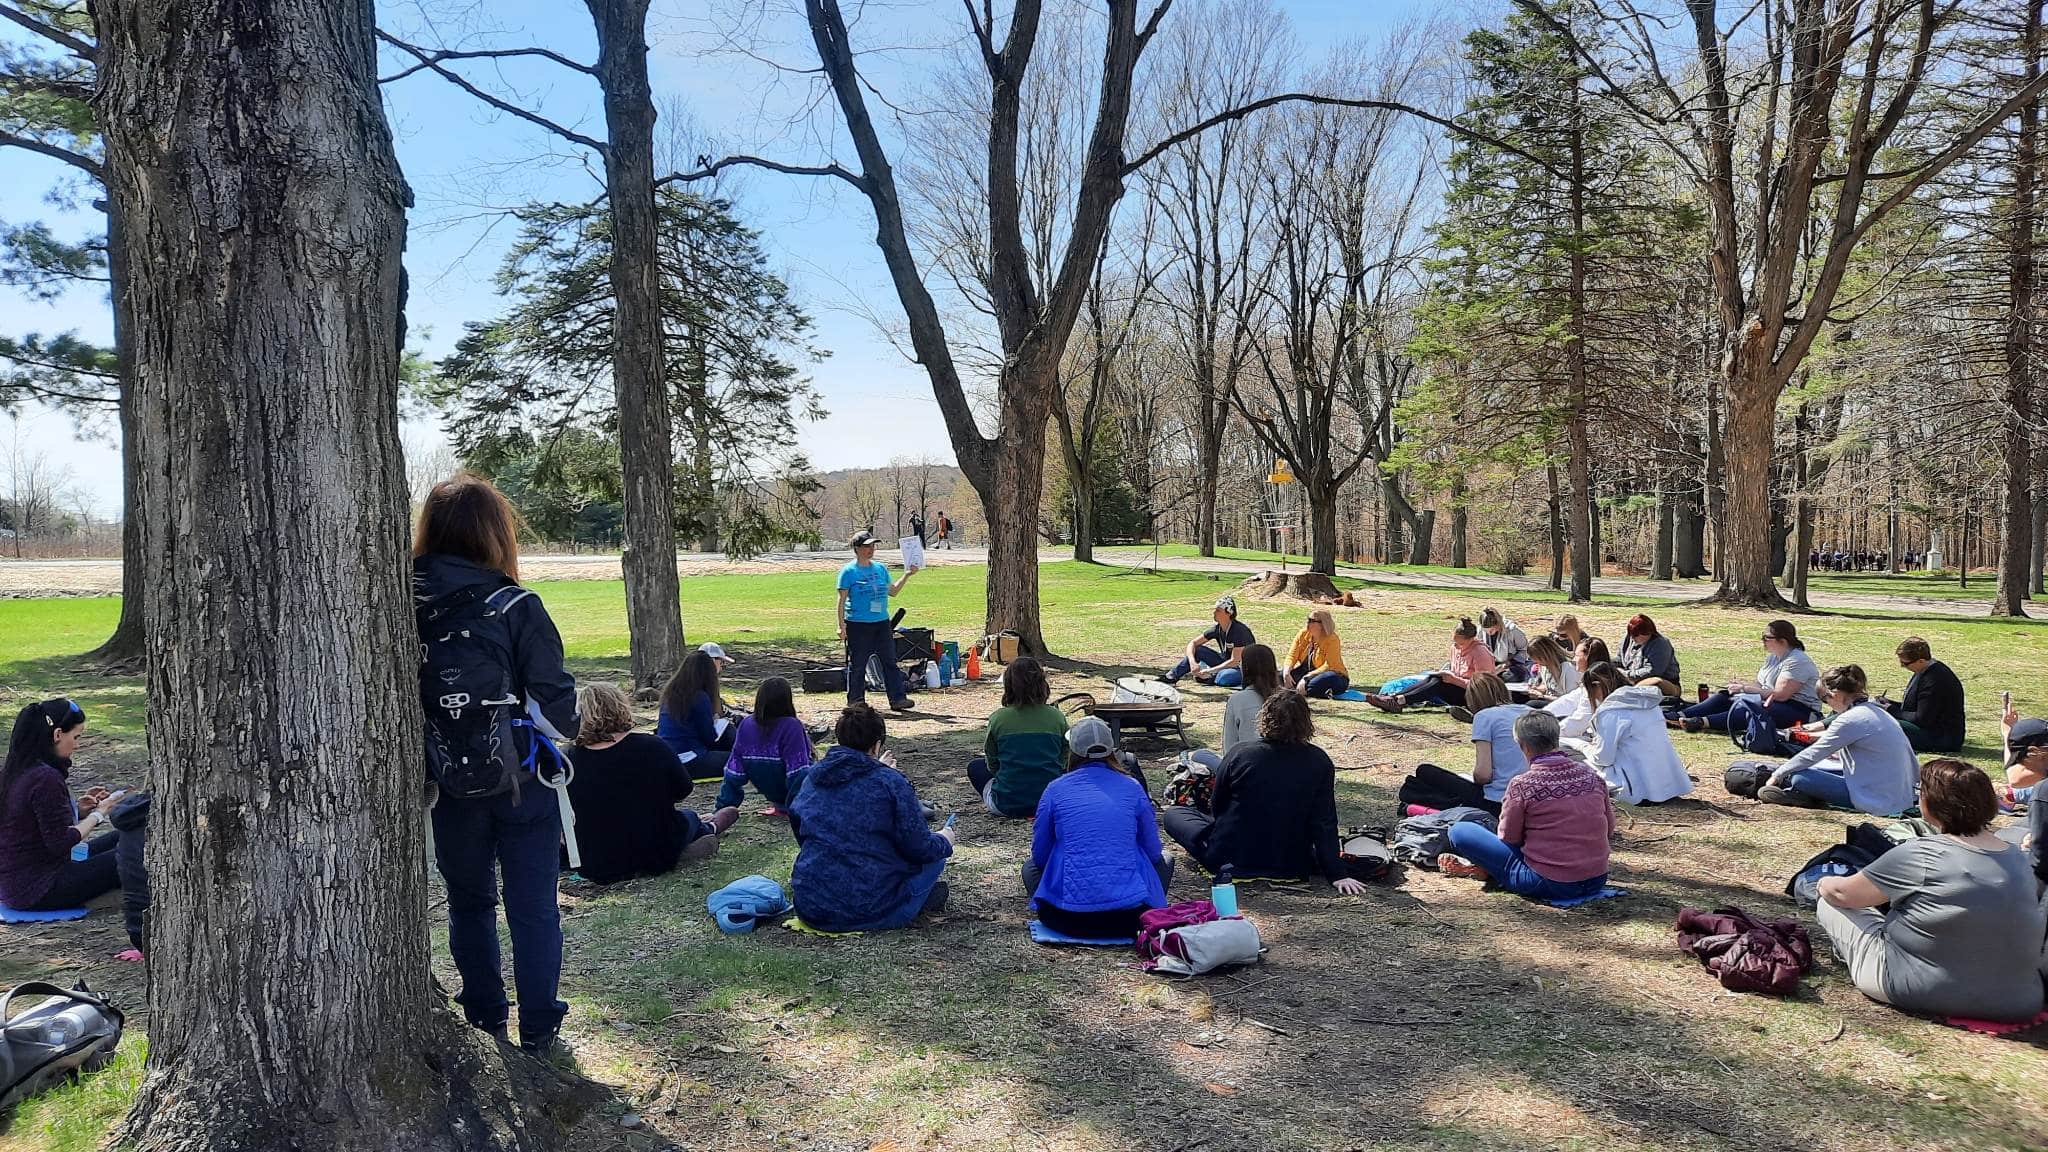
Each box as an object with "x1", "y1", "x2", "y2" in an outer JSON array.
[{"x1": 699, "y1": 642, "x2": 731, "y2": 663}]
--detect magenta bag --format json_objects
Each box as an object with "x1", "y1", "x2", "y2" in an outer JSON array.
[{"x1": 1136, "y1": 899, "x2": 1218, "y2": 960}]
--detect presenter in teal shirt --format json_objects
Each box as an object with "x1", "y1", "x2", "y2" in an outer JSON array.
[{"x1": 837, "y1": 530, "x2": 919, "y2": 710}]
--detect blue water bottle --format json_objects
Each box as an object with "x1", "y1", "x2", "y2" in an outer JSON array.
[{"x1": 1210, "y1": 865, "x2": 1239, "y2": 918}]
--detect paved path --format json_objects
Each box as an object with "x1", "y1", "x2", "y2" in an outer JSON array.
[{"x1": 1, "y1": 545, "x2": 2021, "y2": 618}]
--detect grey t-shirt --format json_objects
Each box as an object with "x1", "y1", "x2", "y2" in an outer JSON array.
[
  {"x1": 1861, "y1": 836, "x2": 2046, "y2": 1020},
  {"x1": 1758, "y1": 648, "x2": 1822, "y2": 713}
]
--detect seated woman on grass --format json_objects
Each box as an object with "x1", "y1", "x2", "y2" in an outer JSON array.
[
  {"x1": 1393, "y1": 673, "x2": 1528, "y2": 815},
  {"x1": 1551, "y1": 614, "x2": 1590, "y2": 653},
  {"x1": 657, "y1": 649, "x2": 731, "y2": 784},
  {"x1": 1579, "y1": 662, "x2": 1692, "y2": 805},
  {"x1": 1816, "y1": 759, "x2": 2045, "y2": 1023},
  {"x1": 0, "y1": 700, "x2": 127, "y2": 913},
  {"x1": 967, "y1": 657, "x2": 1068, "y2": 817},
  {"x1": 1439, "y1": 710, "x2": 1614, "y2": 903},
  {"x1": 1524, "y1": 634, "x2": 1579, "y2": 702},
  {"x1": 1366, "y1": 617, "x2": 1497, "y2": 714},
  {"x1": 566, "y1": 683, "x2": 737, "y2": 884},
  {"x1": 1163, "y1": 595, "x2": 1255, "y2": 687},
  {"x1": 789, "y1": 704, "x2": 956, "y2": 932},
  {"x1": 1543, "y1": 637, "x2": 1612, "y2": 740},
  {"x1": 1023, "y1": 717, "x2": 1173, "y2": 939},
  {"x1": 720, "y1": 676, "x2": 815, "y2": 813},
  {"x1": 1753, "y1": 664, "x2": 1919, "y2": 815},
  {"x1": 1282, "y1": 609, "x2": 1349, "y2": 699},
  {"x1": 1164, "y1": 691, "x2": 1368, "y2": 895},
  {"x1": 1222, "y1": 644, "x2": 1282, "y2": 753},
  {"x1": 1616, "y1": 614, "x2": 1682, "y2": 698},
  {"x1": 1479, "y1": 608, "x2": 1533, "y2": 683},
  {"x1": 1667, "y1": 619, "x2": 1820, "y2": 735}
]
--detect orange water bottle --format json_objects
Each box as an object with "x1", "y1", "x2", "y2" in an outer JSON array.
[{"x1": 966, "y1": 644, "x2": 982, "y2": 681}]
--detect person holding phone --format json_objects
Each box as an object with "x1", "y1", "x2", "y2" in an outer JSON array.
[
  {"x1": 837, "y1": 531, "x2": 918, "y2": 711},
  {"x1": 0, "y1": 700, "x2": 130, "y2": 912}
]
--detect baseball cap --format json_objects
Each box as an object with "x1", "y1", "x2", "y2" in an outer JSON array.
[
  {"x1": 2007, "y1": 717, "x2": 2048, "y2": 766},
  {"x1": 850, "y1": 530, "x2": 879, "y2": 548},
  {"x1": 1067, "y1": 716, "x2": 1117, "y2": 759},
  {"x1": 699, "y1": 642, "x2": 731, "y2": 663}
]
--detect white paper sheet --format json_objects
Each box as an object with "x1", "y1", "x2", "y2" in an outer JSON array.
[{"x1": 899, "y1": 535, "x2": 926, "y2": 570}]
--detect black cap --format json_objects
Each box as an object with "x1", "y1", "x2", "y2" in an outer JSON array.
[
  {"x1": 849, "y1": 530, "x2": 879, "y2": 548},
  {"x1": 2007, "y1": 717, "x2": 2048, "y2": 766}
]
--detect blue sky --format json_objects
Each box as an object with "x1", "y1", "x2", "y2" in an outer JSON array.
[{"x1": 3, "y1": 0, "x2": 1434, "y2": 514}]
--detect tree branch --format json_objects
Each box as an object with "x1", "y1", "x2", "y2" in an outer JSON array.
[
  {"x1": 0, "y1": 2, "x2": 94, "y2": 59},
  {"x1": 375, "y1": 31, "x2": 606, "y2": 153},
  {"x1": 0, "y1": 130, "x2": 101, "y2": 179},
  {"x1": 659, "y1": 154, "x2": 866, "y2": 191},
  {"x1": 1124, "y1": 93, "x2": 1535, "y2": 177},
  {"x1": 377, "y1": 43, "x2": 595, "y2": 84}
]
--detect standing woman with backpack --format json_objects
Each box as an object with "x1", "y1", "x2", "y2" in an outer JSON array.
[{"x1": 414, "y1": 474, "x2": 579, "y2": 1056}]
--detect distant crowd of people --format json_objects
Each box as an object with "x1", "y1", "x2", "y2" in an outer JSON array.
[{"x1": 1810, "y1": 548, "x2": 1923, "y2": 571}]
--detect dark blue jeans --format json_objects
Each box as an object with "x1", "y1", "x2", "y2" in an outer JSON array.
[
  {"x1": 1782, "y1": 766, "x2": 1853, "y2": 808},
  {"x1": 845, "y1": 619, "x2": 910, "y2": 706},
  {"x1": 1680, "y1": 690, "x2": 1811, "y2": 733},
  {"x1": 858, "y1": 858, "x2": 946, "y2": 932},
  {"x1": 717, "y1": 756, "x2": 809, "y2": 810},
  {"x1": 1445, "y1": 821, "x2": 1606, "y2": 902},
  {"x1": 1167, "y1": 645, "x2": 1242, "y2": 686},
  {"x1": 433, "y1": 781, "x2": 566, "y2": 1045},
  {"x1": 1301, "y1": 671, "x2": 1350, "y2": 699}
]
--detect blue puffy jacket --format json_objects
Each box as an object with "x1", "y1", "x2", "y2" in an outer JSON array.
[
  {"x1": 787, "y1": 746, "x2": 951, "y2": 932},
  {"x1": 1030, "y1": 762, "x2": 1166, "y2": 913}
]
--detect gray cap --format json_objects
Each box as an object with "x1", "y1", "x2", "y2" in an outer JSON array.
[
  {"x1": 849, "y1": 530, "x2": 879, "y2": 548},
  {"x1": 2008, "y1": 717, "x2": 2048, "y2": 766},
  {"x1": 1067, "y1": 716, "x2": 1117, "y2": 759}
]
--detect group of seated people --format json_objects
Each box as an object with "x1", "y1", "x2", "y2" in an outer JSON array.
[{"x1": 1162, "y1": 597, "x2": 1352, "y2": 700}]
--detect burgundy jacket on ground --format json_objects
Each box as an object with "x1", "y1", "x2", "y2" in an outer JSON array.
[
  {"x1": 1675, "y1": 906, "x2": 1815, "y2": 996},
  {"x1": 0, "y1": 760, "x2": 83, "y2": 907}
]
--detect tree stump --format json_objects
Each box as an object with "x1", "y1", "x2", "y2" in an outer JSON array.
[{"x1": 1239, "y1": 571, "x2": 1343, "y2": 601}]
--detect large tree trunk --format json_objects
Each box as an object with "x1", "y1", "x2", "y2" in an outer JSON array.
[
  {"x1": 1546, "y1": 462, "x2": 1565, "y2": 590},
  {"x1": 98, "y1": 2, "x2": 585, "y2": 1146},
  {"x1": 1565, "y1": 103, "x2": 1593, "y2": 602},
  {"x1": 2031, "y1": 482, "x2": 2046, "y2": 594},
  {"x1": 1705, "y1": 375, "x2": 1725, "y2": 577},
  {"x1": 1654, "y1": 480, "x2": 1674, "y2": 581},
  {"x1": 1448, "y1": 476, "x2": 1467, "y2": 568},
  {"x1": 981, "y1": 370, "x2": 1052, "y2": 653},
  {"x1": 1071, "y1": 462, "x2": 1095, "y2": 563},
  {"x1": 1710, "y1": 353, "x2": 1791, "y2": 607},
  {"x1": 92, "y1": 195, "x2": 145, "y2": 664},
  {"x1": 1407, "y1": 508, "x2": 1435, "y2": 566},
  {"x1": 1996, "y1": 0, "x2": 2040, "y2": 617},
  {"x1": 591, "y1": 0, "x2": 686, "y2": 684},
  {"x1": 1308, "y1": 478, "x2": 1338, "y2": 576},
  {"x1": 1788, "y1": 401, "x2": 1813, "y2": 607}
]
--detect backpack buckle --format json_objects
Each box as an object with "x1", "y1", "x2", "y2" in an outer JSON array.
[{"x1": 439, "y1": 692, "x2": 472, "y2": 710}]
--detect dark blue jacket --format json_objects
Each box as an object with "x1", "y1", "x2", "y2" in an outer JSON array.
[
  {"x1": 655, "y1": 690, "x2": 719, "y2": 765},
  {"x1": 1030, "y1": 762, "x2": 1166, "y2": 913},
  {"x1": 787, "y1": 745, "x2": 951, "y2": 931},
  {"x1": 413, "y1": 553, "x2": 579, "y2": 755}
]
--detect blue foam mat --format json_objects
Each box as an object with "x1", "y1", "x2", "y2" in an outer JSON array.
[
  {"x1": 1028, "y1": 920, "x2": 1134, "y2": 947},
  {"x1": 0, "y1": 904, "x2": 88, "y2": 923},
  {"x1": 1536, "y1": 885, "x2": 1628, "y2": 909},
  {"x1": 1334, "y1": 689, "x2": 1370, "y2": 702}
]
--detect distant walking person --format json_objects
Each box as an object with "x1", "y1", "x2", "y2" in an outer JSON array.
[
  {"x1": 838, "y1": 530, "x2": 918, "y2": 712},
  {"x1": 909, "y1": 511, "x2": 927, "y2": 545},
  {"x1": 935, "y1": 511, "x2": 953, "y2": 549}
]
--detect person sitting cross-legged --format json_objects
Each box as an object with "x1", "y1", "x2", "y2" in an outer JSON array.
[
  {"x1": 1872, "y1": 637, "x2": 1965, "y2": 754},
  {"x1": 967, "y1": 657, "x2": 1069, "y2": 817},
  {"x1": 1668, "y1": 619, "x2": 1820, "y2": 736},
  {"x1": 1164, "y1": 595, "x2": 1255, "y2": 687},
  {"x1": 1367, "y1": 617, "x2": 1497, "y2": 713},
  {"x1": 719, "y1": 676, "x2": 816, "y2": 813},
  {"x1": 565, "y1": 682, "x2": 738, "y2": 884},
  {"x1": 1022, "y1": 718, "x2": 1174, "y2": 939},
  {"x1": 788, "y1": 704, "x2": 955, "y2": 933},
  {"x1": 1282, "y1": 609, "x2": 1350, "y2": 699},
  {"x1": 1163, "y1": 690, "x2": 1367, "y2": 895},
  {"x1": 1577, "y1": 662, "x2": 1692, "y2": 805},
  {"x1": 1616, "y1": 614, "x2": 1682, "y2": 699},
  {"x1": 1815, "y1": 759, "x2": 2045, "y2": 1023},
  {"x1": 1751, "y1": 664, "x2": 1920, "y2": 815},
  {"x1": 1392, "y1": 673, "x2": 1529, "y2": 816},
  {"x1": 1439, "y1": 710, "x2": 1615, "y2": 903}
]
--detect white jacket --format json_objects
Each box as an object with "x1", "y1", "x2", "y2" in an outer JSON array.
[
  {"x1": 1589, "y1": 684, "x2": 1693, "y2": 804},
  {"x1": 1546, "y1": 687, "x2": 1594, "y2": 740}
]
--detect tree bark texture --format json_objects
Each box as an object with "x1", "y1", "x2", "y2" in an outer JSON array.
[
  {"x1": 1448, "y1": 476, "x2": 1468, "y2": 569},
  {"x1": 95, "y1": 2, "x2": 588, "y2": 1147},
  {"x1": 590, "y1": 0, "x2": 687, "y2": 682},
  {"x1": 1996, "y1": 0, "x2": 2040, "y2": 617},
  {"x1": 1546, "y1": 462, "x2": 1564, "y2": 590}
]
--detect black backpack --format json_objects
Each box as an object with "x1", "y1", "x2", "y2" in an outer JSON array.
[
  {"x1": 0, "y1": 981, "x2": 124, "y2": 1113},
  {"x1": 418, "y1": 583, "x2": 535, "y2": 799},
  {"x1": 1723, "y1": 760, "x2": 1774, "y2": 799}
]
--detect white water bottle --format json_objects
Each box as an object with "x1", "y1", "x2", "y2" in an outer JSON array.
[{"x1": 925, "y1": 662, "x2": 941, "y2": 689}]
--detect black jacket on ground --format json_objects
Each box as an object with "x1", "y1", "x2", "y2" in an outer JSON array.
[
  {"x1": 1201, "y1": 739, "x2": 1344, "y2": 882},
  {"x1": 412, "y1": 553, "x2": 579, "y2": 758},
  {"x1": 1896, "y1": 659, "x2": 1965, "y2": 752},
  {"x1": 564, "y1": 734, "x2": 696, "y2": 884}
]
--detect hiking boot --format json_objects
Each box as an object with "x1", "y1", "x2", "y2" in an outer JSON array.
[
  {"x1": 922, "y1": 881, "x2": 950, "y2": 915},
  {"x1": 709, "y1": 806, "x2": 741, "y2": 835},
  {"x1": 1447, "y1": 706, "x2": 1474, "y2": 724},
  {"x1": 1757, "y1": 784, "x2": 1826, "y2": 809},
  {"x1": 890, "y1": 697, "x2": 917, "y2": 713},
  {"x1": 1367, "y1": 694, "x2": 1405, "y2": 714},
  {"x1": 1681, "y1": 717, "x2": 1706, "y2": 734},
  {"x1": 518, "y1": 1031, "x2": 560, "y2": 1060},
  {"x1": 1437, "y1": 854, "x2": 1488, "y2": 880},
  {"x1": 482, "y1": 1022, "x2": 511, "y2": 1045}
]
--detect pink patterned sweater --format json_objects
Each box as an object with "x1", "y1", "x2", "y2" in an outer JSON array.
[{"x1": 1499, "y1": 751, "x2": 1614, "y2": 883}]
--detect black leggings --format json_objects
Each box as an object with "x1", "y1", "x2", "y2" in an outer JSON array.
[
  {"x1": 24, "y1": 831, "x2": 121, "y2": 910},
  {"x1": 1397, "y1": 676, "x2": 1465, "y2": 708}
]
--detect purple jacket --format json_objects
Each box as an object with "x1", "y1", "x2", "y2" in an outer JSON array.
[
  {"x1": 0, "y1": 760, "x2": 82, "y2": 907},
  {"x1": 728, "y1": 715, "x2": 814, "y2": 783}
]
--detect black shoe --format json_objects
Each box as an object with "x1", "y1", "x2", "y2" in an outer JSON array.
[
  {"x1": 1681, "y1": 717, "x2": 1706, "y2": 734},
  {"x1": 922, "y1": 881, "x2": 950, "y2": 915},
  {"x1": 518, "y1": 1030, "x2": 560, "y2": 1058},
  {"x1": 890, "y1": 697, "x2": 917, "y2": 712},
  {"x1": 1447, "y1": 706, "x2": 1474, "y2": 723},
  {"x1": 482, "y1": 1022, "x2": 510, "y2": 1045},
  {"x1": 1757, "y1": 785, "x2": 1826, "y2": 809}
]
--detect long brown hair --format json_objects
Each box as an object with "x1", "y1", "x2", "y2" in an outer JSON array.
[
  {"x1": 1239, "y1": 644, "x2": 1281, "y2": 698},
  {"x1": 415, "y1": 472, "x2": 523, "y2": 581},
  {"x1": 661, "y1": 650, "x2": 722, "y2": 722}
]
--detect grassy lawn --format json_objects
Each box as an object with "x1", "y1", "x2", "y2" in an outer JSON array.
[{"x1": 2, "y1": 561, "x2": 2046, "y2": 1151}]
